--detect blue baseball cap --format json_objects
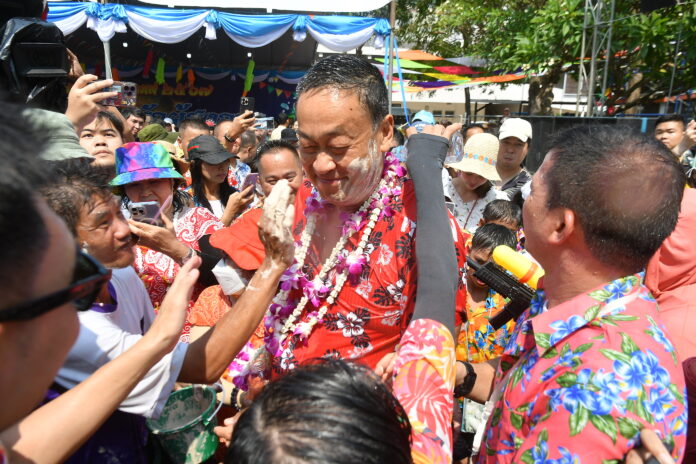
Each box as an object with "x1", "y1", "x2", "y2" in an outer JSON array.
[{"x1": 412, "y1": 110, "x2": 435, "y2": 125}]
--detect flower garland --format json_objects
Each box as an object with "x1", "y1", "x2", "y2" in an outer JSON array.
[{"x1": 225, "y1": 153, "x2": 405, "y2": 387}]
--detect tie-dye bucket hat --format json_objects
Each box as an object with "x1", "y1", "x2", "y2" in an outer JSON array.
[{"x1": 110, "y1": 142, "x2": 184, "y2": 186}]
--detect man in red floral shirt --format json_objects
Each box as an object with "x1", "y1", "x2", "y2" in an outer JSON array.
[
  {"x1": 463, "y1": 126, "x2": 688, "y2": 462},
  {"x1": 260, "y1": 55, "x2": 468, "y2": 375}
]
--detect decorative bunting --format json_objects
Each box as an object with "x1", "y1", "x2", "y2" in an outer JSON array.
[
  {"x1": 259, "y1": 81, "x2": 266, "y2": 89},
  {"x1": 111, "y1": 67, "x2": 119, "y2": 81},
  {"x1": 275, "y1": 88, "x2": 283, "y2": 96},
  {"x1": 187, "y1": 68, "x2": 195, "y2": 86},
  {"x1": 267, "y1": 85, "x2": 274, "y2": 94},
  {"x1": 94, "y1": 63, "x2": 102, "y2": 78},
  {"x1": 283, "y1": 90, "x2": 292, "y2": 98}
]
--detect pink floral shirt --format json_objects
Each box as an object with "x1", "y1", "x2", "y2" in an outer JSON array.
[
  {"x1": 479, "y1": 274, "x2": 688, "y2": 463},
  {"x1": 134, "y1": 206, "x2": 222, "y2": 342}
]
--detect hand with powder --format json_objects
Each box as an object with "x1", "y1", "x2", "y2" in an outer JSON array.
[{"x1": 258, "y1": 179, "x2": 295, "y2": 268}]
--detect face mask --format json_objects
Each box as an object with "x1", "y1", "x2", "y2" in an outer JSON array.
[{"x1": 212, "y1": 258, "x2": 249, "y2": 296}]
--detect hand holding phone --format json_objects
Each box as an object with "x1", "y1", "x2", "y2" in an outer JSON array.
[
  {"x1": 100, "y1": 81, "x2": 137, "y2": 107},
  {"x1": 241, "y1": 173, "x2": 259, "y2": 192},
  {"x1": 129, "y1": 201, "x2": 164, "y2": 227},
  {"x1": 240, "y1": 96, "x2": 255, "y2": 114}
]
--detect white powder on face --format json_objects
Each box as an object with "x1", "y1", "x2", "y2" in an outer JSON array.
[{"x1": 328, "y1": 138, "x2": 383, "y2": 209}]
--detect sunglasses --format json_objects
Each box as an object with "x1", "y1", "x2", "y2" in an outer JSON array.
[{"x1": 0, "y1": 249, "x2": 112, "y2": 322}]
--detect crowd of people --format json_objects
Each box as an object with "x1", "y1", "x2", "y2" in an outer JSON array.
[{"x1": 2, "y1": 3, "x2": 696, "y2": 464}]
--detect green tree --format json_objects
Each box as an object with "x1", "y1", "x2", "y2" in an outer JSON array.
[{"x1": 395, "y1": 0, "x2": 696, "y2": 115}]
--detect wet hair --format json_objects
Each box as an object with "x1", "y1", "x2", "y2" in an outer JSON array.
[
  {"x1": 655, "y1": 113, "x2": 686, "y2": 130},
  {"x1": 239, "y1": 130, "x2": 257, "y2": 148},
  {"x1": 471, "y1": 223, "x2": 517, "y2": 252},
  {"x1": 41, "y1": 160, "x2": 113, "y2": 236},
  {"x1": 0, "y1": 102, "x2": 49, "y2": 303},
  {"x1": 464, "y1": 124, "x2": 485, "y2": 135},
  {"x1": 546, "y1": 125, "x2": 685, "y2": 272},
  {"x1": 179, "y1": 117, "x2": 209, "y2": 134},
  {"x1": 120, "y1": 107, "x2": 146, "y2": 121},
  {"x1": 392, "y1": 127, "x2": 405, "y2": 146},
  {"x1": 189, "y1": 159, "x2": 235, "y2": 214},
  {"x1": 482, "y1": 200, "x2": 522, "y2": 229},
  {"x1": 227, "y1": 360, "x2": 412, "y2": 464},
  {"x1": 94, "y1": 110, "x2": 124, "y2": 138},
  {"x1": 275, "y1": 113, "x2": 288, "y2": 126},
  {"x1": 253, "y1": 139, "x2": 300, "y2": 172},
  {"x1": 297, "y1": 55, "x2": 388, "y2": 130}
]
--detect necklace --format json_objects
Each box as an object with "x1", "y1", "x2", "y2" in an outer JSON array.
[
  {"x1": 462, "y1": 198, "x2": 479, "y2": 231},
  {"x1": 263, "y1": 153, "x2": 405, "y2": 360}
]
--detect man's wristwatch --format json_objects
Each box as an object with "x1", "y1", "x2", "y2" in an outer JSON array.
[{"x1": 454, "y1": 360, "x2": 477, "y2": 397}]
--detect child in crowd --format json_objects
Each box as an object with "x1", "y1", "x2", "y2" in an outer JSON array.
[
  {"x1": 480, "y1": 199, "x2": 526, "y2": 251},
  {"x1": 455, "y1": 223, "x2": 517, "y2": 461}
]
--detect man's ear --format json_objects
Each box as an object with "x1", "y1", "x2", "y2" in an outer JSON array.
[
  {"x1": 378, "y1": 114, "x2": 395, "y2": 153},
  {"x1": 548, "y1": 208, "x2": 576, "y2": 246}
]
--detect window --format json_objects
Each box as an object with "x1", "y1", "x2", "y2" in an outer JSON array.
[{"x1": 433, "y1": 110, "x2": 443, "y2": 118}]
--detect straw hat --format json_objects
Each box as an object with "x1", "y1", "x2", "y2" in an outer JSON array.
[{"x1": 446, "y1": 133, "x2": 501, "y2": 182}]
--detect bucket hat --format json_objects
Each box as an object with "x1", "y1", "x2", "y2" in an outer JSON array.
[{"x1": 110, "y1": 142, "x2": 184, "y2": 186}]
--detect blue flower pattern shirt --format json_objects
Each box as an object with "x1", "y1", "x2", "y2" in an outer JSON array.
[{"x1": 478, "y1": 273, "x2": 688, "y2": 463}]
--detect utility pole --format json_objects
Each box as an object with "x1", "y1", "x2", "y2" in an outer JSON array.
[{"x1": 575, "y1": 0, "x2": 615, "y2": 117}]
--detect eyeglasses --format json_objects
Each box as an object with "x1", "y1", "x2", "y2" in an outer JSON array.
[{"x1": 0, "y1": 249, "x2": 112, "y2": 322}]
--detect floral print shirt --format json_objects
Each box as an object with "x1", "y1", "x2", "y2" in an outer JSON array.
[
  {"x1": 393, "y1": 319, "x2": 456, "y2": 464},
  {"x1": 134, "y1": 206, "x2": 222, "y2": 342},
  {"x1": 457, "y1": 289, "x2": 515, "y2": 364},
  {"x1": 273, "y1": 178, "x2": 469, "y2": 374},
  {"x1": 227, "y1": 161, "x2": 250, "y2": 189},
  {"x1": 479, "y1": 273, "x2": 688, "y2": 463}
]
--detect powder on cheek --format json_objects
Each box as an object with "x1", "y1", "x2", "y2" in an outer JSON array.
[{"x1": 335, "y1": 139, "x2": 383, "y2": 207}]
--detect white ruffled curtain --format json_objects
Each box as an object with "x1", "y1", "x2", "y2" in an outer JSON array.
[{"x1": 47, "y1": 2, "x2": 390, "y2": 51}]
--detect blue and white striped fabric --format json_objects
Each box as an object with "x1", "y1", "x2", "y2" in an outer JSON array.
[{"x1": 46, "y1": 2, "x2": 390, "y2": 51}]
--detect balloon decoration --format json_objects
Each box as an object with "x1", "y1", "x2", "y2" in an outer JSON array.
[
  {"x1": 176, "y1": 64, "x2": 183, "y2": 83},
  {"x1": 242, "y1": 59, "x2": 255, "y2": 97},
  {"x1": 143, "y1": 49, "x2": 154, "y2": 78},
  {"x1": 155, "y1": 58, "x2": 166, "y2": 84}
]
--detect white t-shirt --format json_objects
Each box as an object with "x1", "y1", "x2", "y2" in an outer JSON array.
[
  {"x1": 55, "y1": 266, "x2": 188, "y2": 419},
  {"x1": 209, "y1": 199, "x2": 224, "y2": 218},
  {"x1": 444, "y1": 178, "x2": 508, "y2": 233},
  {"x1": 270, "y1": 125, "x2": 286, "y2": 140}
]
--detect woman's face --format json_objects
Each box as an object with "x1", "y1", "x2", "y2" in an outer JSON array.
[
  {"x1": 200, "y1": 160, "x2": 230, "y2": 185},
  {"x1": 124, "y1": 178, "x2": 174, "y2": 208},
  {"x1": 457, "y1": 171, "x2": 488, "y2": 191}
]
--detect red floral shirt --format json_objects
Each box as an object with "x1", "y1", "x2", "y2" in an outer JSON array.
[
  {"x1": 272, "y1": 177, "x2": 469, "y2": 374},
  {"x1": 479, "y1": 274, "x2": 688, "y2": 463},
  {"x1": 133, "y1": 206, "x2": 222, "y2": 342}
]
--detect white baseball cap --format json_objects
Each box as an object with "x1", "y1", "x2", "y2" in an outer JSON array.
[
  {"x1": 499, "y1": 118, "x2": 532, "y2": 143},
  {"x1": 163, "y1": 117, "x2": 174, "y2": 125}
]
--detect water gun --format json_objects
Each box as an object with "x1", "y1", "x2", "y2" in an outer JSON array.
[{"x1": 466, "y1": 245, "x2": 544, "y2": 330}]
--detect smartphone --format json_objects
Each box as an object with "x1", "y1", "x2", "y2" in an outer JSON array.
[
  {"x1": 100, "y1": 81, "x2": 137, "y2": 107},
  {"x1": 129, "y1": 201, "x2": 163, "y2": 227},
  {"x1": 241, "y1": 173, "x2": 259, "y2": 192},
  {"x1": 240, "y1": 96, "x2": 255, "y2": 114}
]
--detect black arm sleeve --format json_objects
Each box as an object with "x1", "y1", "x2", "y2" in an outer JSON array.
[
  {"x1": 196, "y1": 234, "x2": 225, "y2": 288},
  {"x1": 405, "y1": 133, "x2": 459, "y2": 335}
]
